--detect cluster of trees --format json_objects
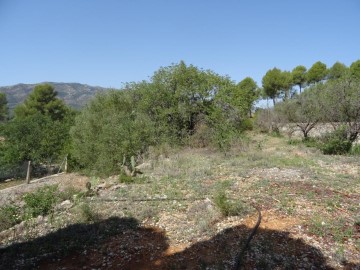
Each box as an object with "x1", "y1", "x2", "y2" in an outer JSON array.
[
  {"x1": 1, "y1": 59, "x2": 359, "y2": 177},
  {"x1": 0, "y1": 84, "x2": 74, "y2": 179},
  {"x1": 259, "y1": 60, "x2": 360, "y2": 154},
  {"x1": 0, "y1": 62, "x2": 259, "y2": 177},
  {"x1": 71, "y1": 62, "x2": 259, "y2": 175},
  {"x1": 261, "y1": 60, "x2": 360, "y2": 105}
]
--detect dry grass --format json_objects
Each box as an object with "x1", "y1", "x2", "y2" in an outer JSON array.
[{"x1": 1, "y1": 132, "x2": 359, "y2": 269}]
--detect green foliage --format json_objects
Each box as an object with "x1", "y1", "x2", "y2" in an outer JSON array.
[
  {"x1": 214, "y1": 190, "x2": 246, "y2": 217},
  {"x1": 321, "y1": 128, "x2": 352, "y2": 155},
  {"x1": 23, "y1": 185, "x2": 59, "y2": 218},
  {"x1": 71, "y1": 90, "x2": 156, "y2": 175},
  {"x1": 350, "y1": 59, "x2": 360, "y2": 80},
  {"x1": 118, "y1": 173, "x2": 135, "y2": 184},
  {"x1": 14, "y1": 84, "x2": 68, "y2": 121},
  {"x1": 306, "y1": 61, "x2": 327, "y2": 84},
  {"x1": 262, "y1": 68, "x2": 292, "y2": 104},
  {"x1": 328, "y1": 62, "x2": 347, "y2": 80},
  {"x1": 291, "y1": 65, "x2": 307, "y2": 93},
  {"x1": 236, "y1": 77, "x2": 259, "y2": 116},
  {"x1": 0, "y1": 113, "x2": 73, "y2": 168},
  {"x1": 0, "y1": 93, "x2": 8, "y2": 122},
  {"x1": 0, "y1": 85, "x2": 75, "y2": 176},
  {"x1": 78, "y1": 202, "x2": 99, "y2": 222},
  {"x1": 350, "y1": 144, "x2": 360, "y2": 155},
  {"x1": 71, "y1": 62, "x2": 256, "y2": 174},
  {"x1": 0, "y1": 205, "x2": 21, "y2": 231}
]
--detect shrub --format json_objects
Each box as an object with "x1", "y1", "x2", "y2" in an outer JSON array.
[
  {"x1": 0, "y1": 205, "x2": 21, "y2": 231},
  {"x1": 78, "y1": 202, "x2": 99, "y2": 223},
  {"x1": 213, "y1": 190, "x2": 246, "y2": 217},
  {"x1": 23, "y1": 185, "x2": 59, "y2": 218},
  {"x1": 350, "y1": 144, "x2": 360, "y2": 155},
  {"x1": 321, "y1": 127, "x2": 352, "y2": 155}
]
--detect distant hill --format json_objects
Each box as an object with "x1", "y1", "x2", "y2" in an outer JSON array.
[{"x1": 0, "y1": 82, "x2": 110, "y2": 111}]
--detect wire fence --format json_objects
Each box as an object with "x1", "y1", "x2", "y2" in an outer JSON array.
[{"x1": 0, "y1": 156, "x2": 68, "y2": 182}]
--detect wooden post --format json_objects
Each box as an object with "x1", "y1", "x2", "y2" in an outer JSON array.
[
  {"x1": 26, "y1": 161, "x2": 31, "y2": 184},
  {"x1": 64, "y1": 155, "x2": 68, "y2": 173}
]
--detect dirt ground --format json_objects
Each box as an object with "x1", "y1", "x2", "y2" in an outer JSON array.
[{"x1": 0, "y1": 134, "x2": 359, "y2": 269}]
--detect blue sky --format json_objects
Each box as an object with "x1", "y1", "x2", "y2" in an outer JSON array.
[{"x1": 0, "y1": 0, "x2": 359, "y2": 88}]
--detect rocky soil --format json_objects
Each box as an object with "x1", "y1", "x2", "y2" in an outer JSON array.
[{"x1": 0, "y1": 134, "x2": 359, "y2": 269}]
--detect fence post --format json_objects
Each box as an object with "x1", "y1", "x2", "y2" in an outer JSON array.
[
  {"x1": 26, "y1": 161, "x2": 31, "y2": 184},
  {"x1": 64, "y1": 155, "x2": 68, "y2": 173}
]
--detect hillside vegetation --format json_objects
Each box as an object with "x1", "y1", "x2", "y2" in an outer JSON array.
[
  {"x1": 0, "y1": 133, "x2": 359, "y2": 269},
  {"x1": 0, "y1": 60, "x2": 359, "y2": 269}
]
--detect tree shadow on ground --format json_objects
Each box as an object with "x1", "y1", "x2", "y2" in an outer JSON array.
[{"x1": 0, "y1": 216, "x2": 358, "y2": 270}]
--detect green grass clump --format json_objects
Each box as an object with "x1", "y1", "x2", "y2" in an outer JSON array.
[
  {"x1": 213, "y1": 190, "x2": 246, "y2": 217},
  {"x1": 78, "y1": 202, "x2": 100, "y2": 223},
  {"x1": 23, "y1": 185, "x2": 59, "y2": 218},
  {"x1": 0, "y1": 205, "x2": 21, "y2": 231}
]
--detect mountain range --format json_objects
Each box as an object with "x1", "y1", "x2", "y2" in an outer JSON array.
[{"x1": 0, "y1": 82, "x2": 110, "y2": 111}]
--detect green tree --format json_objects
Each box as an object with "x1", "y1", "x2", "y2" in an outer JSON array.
[
  {"x1": 262, "y1": 68, "x2": 288, "y2": 105},
  {"x1": 236, "y1": 77, "x2": 259, "y2": 117},
  {"x1": 0, "y1": 93, "x2": 8, "y2": 122},
  {"x1": 276, "y1": 85, "x2": 323, "y2": 138},
  {"x1": 328, "y1": 62, "x2": 347, "y2": 80},
  {"x1": 291, "y1": 65, "x2": 307, "y2": 93},
  {"x1": 321, "y1": 74, "x2": 360, "y2": 142},
  {"x1": 70, "y1": 90, "x2": 156, "y2": 175},
  {"x1": 306, "y1": 61, "x2": 328, "y2": 85},
  {"x1": 281, "y1": 71, "x2": 293, "y2": 100},
  {"x1": 0, "y1": 113, "x2": 72, "y2": 168},
  {"x1": 350, "y1": 59, "x2": 360, "y2": 80},
  {"x1": 14, "y1": 84, "x2": 67, "y2": 121}
]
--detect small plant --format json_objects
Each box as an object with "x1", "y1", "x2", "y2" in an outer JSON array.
[
  {"x1": 23, "y1": 185, "x2": 59, "y2": 218},
  {"x1": 308, "y1": 217, "x2": 329, "y2": 238},
  {"x1": 59, "y1": 186, "x2": 82, "y2": 202},
  {"x1": 0, "y1": 205, "x2": 21, "y2": 231},
  {"x1": 350, "y1": 144, "x2": 360, "y2": 155},
  {"x1": 78, "y1": 202, "x2": 99, "y2": 223},
  {"x1": 119, "y1": 155, "x2": 143, "y2": 183},
  {"x1": 213, "y1": 190, "x2": 246, "y2": 217},
  {"x1": 320, "y1": 127, "x2": 352, "y2": 155}
]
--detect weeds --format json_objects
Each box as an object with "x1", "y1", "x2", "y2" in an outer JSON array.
[
  {"x1": 23, "y1": 185, "x2": 59, "y2": 218},
  {"x1": 0, "y1": 205, "x2": 21, "y2": 231},
  {"x1": 213, "y1": 190, "x2": 247, "y2": 217},
  {"x1": 78, "y1": 202, "x2": 100, "y2": 223}
]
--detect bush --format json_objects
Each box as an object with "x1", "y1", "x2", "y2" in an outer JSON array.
[
  {"x1": 0, "y1": 205, "x2": 21, "y2": 231},
  {"x1": 350, "y1": 144, "x2": 360, "y2": 155},
  {"x1": 23, "y1": 185, "x2": 59, "y2": 218},
  {"x1": 213, "y1": 190, "x2": 246, "y2": 217},
  {"x1": 78, "y1": 202, "x2": 99, "y2": 222},
  {"x1": 71, "y1": 91, "x2": 156, "y2": 176},
  {"x1": 320, "y1": 128, "x2": 352, "y2": 155}
]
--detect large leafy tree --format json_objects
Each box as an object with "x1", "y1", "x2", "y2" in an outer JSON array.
[
  {"x1": 0, "y1": 93, "x2": 8, "y2": 122},
  {"x1": 328, "y1": 62, "x2": 347, "y2": 80},
  {"x1": 1, "y1": 85, "x2": 74, "y2": 175},
  {"x1": 14, "y1": 83, "x2": 68, "y2": 121},
  {"x1": 71, "y1": 90, "x2": 156, "y2": 175},
  {"x1": 262, "y1": 68, "x2": 288, "y2": 105},
  {"x1": 321, "y1": 74, "x2": 360, "y2": 142},
  {"x1": 0, "y1": 113, "x2": 71, "y2": 165},
  {"x1": 306, "y1": 61, "x2": 328, "y2": 85},
  {"x1": 276, "y1": 85, "x2": 323, "y2": 138},
  {"x1": 350, "y1": 59, "x2": 360, "y2": 80},
  {"x1": 236, "y1": 77, "x2": 258, "y2": 117},
  {"x1": 291, "y1": 65, "x2": 307, "y2": 93}
]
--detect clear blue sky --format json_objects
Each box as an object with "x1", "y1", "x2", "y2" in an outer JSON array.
[{"x1": 0, "y1": 0, "x2": 359, "y2": 88}]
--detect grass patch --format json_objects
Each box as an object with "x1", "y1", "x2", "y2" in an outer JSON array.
[
  {"x1": 23, "y1": 185, "x2": 59, "y2": 218},
  {"x1": 0, "y1": 205, "x2": 22, "y2": 231}
]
